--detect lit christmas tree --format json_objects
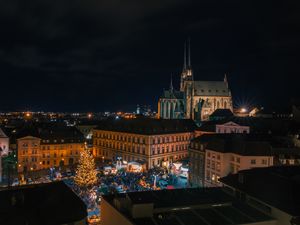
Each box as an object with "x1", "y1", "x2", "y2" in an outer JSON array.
[{"x1": 74, "y1": 145, "x2": 98, "y2": 187}]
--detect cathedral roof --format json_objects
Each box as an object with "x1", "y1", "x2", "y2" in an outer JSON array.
[
  {"x1": 161, "y1": 90, "x2": 184, "y2": 99},
  {"x1": 193, "y1": 81, "x2": 231, "y2": 96}
]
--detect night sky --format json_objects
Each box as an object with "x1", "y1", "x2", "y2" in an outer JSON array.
[{"x1": 0, "y1": 0, "x2": 299, "y2": 112}]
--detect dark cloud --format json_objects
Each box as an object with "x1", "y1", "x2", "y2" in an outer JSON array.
[{"x1": 0, "y1": 0, "x2": 299, "y2": 111}]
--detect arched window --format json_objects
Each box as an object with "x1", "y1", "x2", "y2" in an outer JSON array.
[{"x1": 224, "y1": 101, "x2": 227, "y2": 108}]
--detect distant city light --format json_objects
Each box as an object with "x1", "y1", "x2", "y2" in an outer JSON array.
[{"x1": 240, "y1": 108, "x2": 247, "y2": 113}]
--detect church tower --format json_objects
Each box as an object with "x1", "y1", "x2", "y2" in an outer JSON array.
[{"x1": 180, "y1": 39, "x2": 193, "y2": 92}]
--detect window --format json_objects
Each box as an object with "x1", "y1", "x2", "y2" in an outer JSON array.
[
  {"x1": 262, "y1": 159, "x2": 267, "y2": 165},
  {"x1": 206, "y1": 171, "x2": 210, "y2": 180},
  {"x1": 212, "y1": 161, "x2": 215, "y2": 170},
  {"x1": 250, "y1": 159, "x2": 256, "y2": 165},
  {"x1": 237, "y1": 157, "x2": 240, "y2": 163}
]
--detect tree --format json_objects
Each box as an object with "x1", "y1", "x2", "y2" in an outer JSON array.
[{"x1": 74, "y1": 146, "x2": 98, "y2": 187}]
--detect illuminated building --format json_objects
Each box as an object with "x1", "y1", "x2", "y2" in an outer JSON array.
[
  {"x1": 196, "y1": 120, "x2": 250, "y2": 136},
  {"x1": 158, "y1": 40, "x2": 233, "y2": 122},
  {"x1": 17, "y1": 126, "x2": 85, "y2": 173},
  {"x1": 157, "y1": 77, "x2": 185, "y2": 119},
  {"x1": 0, "y1": 128, "x2": 9, "y2": 155},
  {"x1": 189, "y1": 134, "x2": 274, "y2": 187},
  {"x1": 93, "y1": 119, "x2": 196, "y2": 169}
]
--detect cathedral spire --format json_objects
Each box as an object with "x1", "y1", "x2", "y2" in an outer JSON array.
[
  {"x1": 188, "y1": 37, "x2": 191, "y2": 68},
  {"x1": 170, "y1": 74, "x2": 174, "y2": 93},
  {"x1": 224, "y1": 73, "x2": 228, "y2": 83},
  {"x1": 183, "y1": 42, "x2": 187, "y2": 70}
]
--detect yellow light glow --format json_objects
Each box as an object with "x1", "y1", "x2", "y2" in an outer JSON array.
[{"x1": 240, "y1": 108, "x2": 247, "y2": 113}]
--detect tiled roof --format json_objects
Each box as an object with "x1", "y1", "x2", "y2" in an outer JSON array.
[
  {"x1": 160, "y1": 90, "x2": 184, "y2": 99},
  {"x1": 16, "y1": 124, "x2": 85, "y2": 144},
  {"x1": 95, "y1": 118, "x2": 196, "y2": 135},
  {"x1": 194, "y1": 81, "x2": 231, "y2": 97}
]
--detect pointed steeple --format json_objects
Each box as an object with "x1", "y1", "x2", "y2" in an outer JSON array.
[
  {"x1": 224, "y1": 73, "x2": 229, "y2": 89},
  {"x1": 224, "y1": 73, "x2": 228, "y2": 83},
  {"x1": 170, "y1": 74, "x2": 174, "y2": 93},
  {"x1": 188, "y1": 37, "x2": 191, "y2": 68},
  {"x1": 183, "y1": 42, "x2": 187, "y2": 70}
]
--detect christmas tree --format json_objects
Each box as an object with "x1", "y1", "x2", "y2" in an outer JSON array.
[{"x1": 74, "y1": 145, "x2": 98, "y2": 187}]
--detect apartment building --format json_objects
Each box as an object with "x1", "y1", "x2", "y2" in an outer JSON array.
[{"x1": 93, "y1": 119, "x2": 196, "y2": 169}]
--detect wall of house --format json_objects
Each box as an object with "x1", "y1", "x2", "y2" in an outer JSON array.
[{"x1": 93, "y1": 130, "x2": 193, "y2": 169}]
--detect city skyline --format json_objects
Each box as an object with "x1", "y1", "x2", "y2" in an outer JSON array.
[{"x1": 1, "y1": 0, "x2": 300, "y2": 112}]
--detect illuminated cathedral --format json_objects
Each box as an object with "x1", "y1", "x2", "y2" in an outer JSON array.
[{"x1": 158, "y1": 40, "x2": 233, "y2": 122}]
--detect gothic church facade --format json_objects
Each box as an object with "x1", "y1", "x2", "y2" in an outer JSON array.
[{"x1": 158, "y1": 41, "x2": 233, "y2": 122}]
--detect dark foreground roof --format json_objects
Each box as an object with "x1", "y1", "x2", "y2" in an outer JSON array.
[
  {"x1": 0, "y1": 181, "x2": 87, "y2": 225},
  {"x1": 220, "y1": 166, "x2": 300, "y2": 216},
  {"x1": 103, "y1": 188, "x2": 274, "y2": 225},
  {"x1": 95, "y1": 118, "x2": 196, "y2": 135},
  {"x1": 210, "y1": 109, "x2": 234, "y2": 118}
]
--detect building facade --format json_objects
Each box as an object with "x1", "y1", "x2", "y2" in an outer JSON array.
[
  {"x1": 189, "y1": 134, "x2": 278, "y2": 187},
  {"x1": 157, "y1": 78, "x2": 185, "y2": 119},
  {"x1": 17, "y1": 126, "x2": 85, "y2": 173},
  {"x1": 158, "y1": 41, "x2": 233, "y2": 122},
  {"x1": 93, "y1": 119, "x2": 195, "y2": 169},
  {"x1": 0, "y1": 128, "x2": 9, "y2": 155}
]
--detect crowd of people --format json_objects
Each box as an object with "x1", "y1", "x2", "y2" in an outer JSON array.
[{"x1": 65, "y1": 165, "x2": 185, "y2": 224}]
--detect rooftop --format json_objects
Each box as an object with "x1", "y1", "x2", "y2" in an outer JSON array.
[
  {"x1": 103, "y1": 188, "x2": 274, "y2": 225},
  {"x1": 210, "y1": 109, "x2": 234, "y2": 118},
  {"x1": 16, "y1": 124, "x2": 85, "y2": 144},
  {"x1": 220, "y1": 166, "x2": 300, "y2": 216},
  {"x1": 198, "y1": 116, "x2": 300, "y2": 135},
  {"x1": 0, "y1": 181, "x2": 87, "y2": 225},
  {"x1": 193, "y1": 81, "x2": 231, "y2": 97},
  {"x1": 95, "y1": 118, "x2": 196, "y2": 135}
]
